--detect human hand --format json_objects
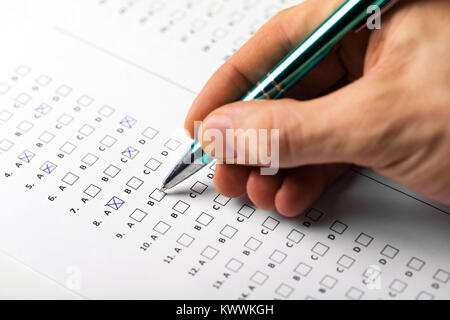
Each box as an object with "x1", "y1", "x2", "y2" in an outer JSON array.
[{"x1": 185, "y1": 0, "x2": 450, "y2": 216}]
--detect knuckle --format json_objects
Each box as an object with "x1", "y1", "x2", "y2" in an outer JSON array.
[
  {"x1": 270, "y1": 9, "x2": 297, "y2": 50},
  {"x1": 272, "y1": 7, "x2": 291, "y2": 21},
  {"x1": 351, "y1": 85, "x2": 412, "y2": 167},
  {"x1": 266, "y1": 99, "x2": 305, "y2": 164}
]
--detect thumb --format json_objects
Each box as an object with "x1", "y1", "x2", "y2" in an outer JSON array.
[{"x1": 199, "y1": 76, "x2": 395, "y2": 169}]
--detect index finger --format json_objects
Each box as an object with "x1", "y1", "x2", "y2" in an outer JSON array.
[{"x1": 184, "y1": 0, "x2": 346, "y2": 137}]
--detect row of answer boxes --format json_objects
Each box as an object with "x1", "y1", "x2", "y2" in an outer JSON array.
[{"x1": 61, "y1": 163, "x2": 121, "y2": 187}]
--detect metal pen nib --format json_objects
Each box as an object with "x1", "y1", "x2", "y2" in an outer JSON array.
[{"x1": 161, "y1": 141, "x2": 213, "y2": 191}]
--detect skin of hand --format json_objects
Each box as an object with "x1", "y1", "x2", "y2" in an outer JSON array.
[{"x1": 184, "y1": 0, "x2": 450, "y2": 217}]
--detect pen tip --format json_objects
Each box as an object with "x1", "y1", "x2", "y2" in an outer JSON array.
[{"x1": 160, "y1": 186, "x2": 167, "y2": 193}]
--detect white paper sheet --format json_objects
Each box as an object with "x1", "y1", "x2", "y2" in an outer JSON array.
[{"x1": 0, "y1": 0, "x2": 448, "y2": 300}]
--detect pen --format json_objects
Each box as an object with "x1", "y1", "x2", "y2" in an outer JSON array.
[{"x1": 161, "y1": 0, "x2": 399, "y2": 191}]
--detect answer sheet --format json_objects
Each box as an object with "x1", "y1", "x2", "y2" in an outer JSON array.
[{"x1": 0, "y1": 0, "x2": 449, "y2": 300}]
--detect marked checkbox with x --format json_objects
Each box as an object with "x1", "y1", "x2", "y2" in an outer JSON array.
[
  {"x1": 18, "y1": 150, "x2": 35, "y2": 163},
  {"x1": 120, "y1": 116, "x2": 137, "y2": 128},
  {"x1": 105, "y1": 196, "x2": 125, "y2": 210},
  {"x1": 121, "y1": 146, "x2": 139, "y2": 159},
  {"x1": 40, "y1": 161, "x2": 57, "y2": 174}
]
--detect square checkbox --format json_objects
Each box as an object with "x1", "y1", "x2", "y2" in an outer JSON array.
[
  {"x1": 81, "y1": 153, "x2": 99, "y2": 166},
  {"x1": 120, "y1": 115, "x2": 137, "y2": 128},
  {"x1": 262, "y1": 216, "x2": 280, "y2": 231},
  {"x1": 0, "y1": 139, "x2": 14, "y2": 151},
  {"x1": 250, "y1": 271, "x2": 269, "y2": 285},
  {"x1": 153, "y1": 221, "x2": 171, "y2": 234},
  {"x1": 269, "y1": 250, "x2": 287, "y2": 264},
  {"x1": 40, "y1": 161, "x2": 57, "y2": 174},
  {"x1": 225, "y1": 258, "x2": 243, "y2": 272},
  {"x1": 286, "y1": 229, "x2": 305, "y2": 244},
  {"x1": 389, "y1": 279, "x2": 407, "y2": 293},
  {"x1": 363, "y1": 266, "x2": 381, "y2": 280},
  {"x1": 220, "y1": 225, "x2": 238, "y2": 239},
  {"x1": 35, "y1": 75, "x2": 51, "y2": 86},
  {"x1": 311, "y1": 242, "x2": 329, "y2": 256},
  {"x1": 130, "y1": 209, "x2": 148, "y2": 222},
  {"x1": 244, "y1": 237, "x2": 262, "y2": 251},
  {"x1": 97, "y1": 105, "x2": 115, "y2": 117},
  {"x1": 77, "y1": 95, "x2": 94, "y2": 107},
  {"x1": 17, "y1": 120, "x2": 34, "y2": 132},
  {"x1": 0, "y1": 110, "x2": 13, "y2": 122},
  {"x1": 60, "y1": 142, "x2": 77, "y2": 154},
  {"x1": 172, "y1": 200, "x2": 190, "y2": 214},
  {"x1": 337, "y1": 255, "x2": 355, "y2": 269},
  {"x1": 121, "y1": 146, "x2": 139, "y2": 159},
  {"x1": 294, "y1": 263, "x2": 312, "y2": 277},
  {"x1": 84, "y1": 184, "x2": 102, "y2": 198},
  {"x1": 192, "y1": 18, "x2": 207, "y2": 30},
  {"x1": 201, "y1": 246, "x2": 219, "y2": 260},
  {"x1": 0, "y1": 83, "x2": 11, "y2": 94},
  {"x1": 416, "y1": 291, "x2": 434, "y2": 300},
  {"x1": 320, "y1": 275, "x2": 338, "y2": 289},
  {"x1": 355, "y1": 232, "x2": 374, "y2": 247},
  {"x1": 190, "y1": 181, "x2": 208, "y2": 194},
  {"x1": 105, "y1": 196, "x2": 125, "y2": 210},
  {"x1": 196, "y1": 212, "x2": 214, "y2": 226},
  {"x1": 104, "y1": 164, "x2": 121, "y2": 178},
  {"x1": 305, "y1": 208, "x2": 324, "y2": 221},
  {"x1": 100, "y1": 135, "x2": 117, "y2": 148},
  {"x1": 214, "y1": 194, "x2": 231, "y2": 206},
  {"x1": 330, "y1": 220, "x2": 348, "y2": 234},
  {"x1": 381, "y1": 244, "x2": 399, "y2": 259},
  {"x1": 62, "y1": 172, "x2": 79, "y2": 186},
  {"x1": 237, "y1": 204, "x2": 255, "y2": 218},
  {"x1": 57, "y1": 114, "x2": 74, "y2": 125},
  {"x1": 16, "y1": 93, "x2": 32, "y2": 105},
  {"x1": 177, "y1": 233, "x2": 195, "y2": 247},
  {"x1": 150, "y1": 188, "x2": 166, "y2": 202},
  {"x1": 35, "y1": 103, "x2": 52, "y2": 115},
  {"x1": 407, "y1": 257, "x2": 425, "y2": 271},
  {"x1": 18, "y1": 150, "x2": 35, "y2": 163},
  {"x1": 346, "y1": 287, "x2": 364, "y2": 300},
  {"x1": 229, "y1": 11, "x2": 245, "y2": 24},
  {"x1": 275, "y1": 284, "x2": 294, "y2": 298},
  {"x1": 172, "y1": 9, "x2": 185, "y2": 21},
  {"x1": 142, "y1": 126, "x2": 159, "y2": 139},
  {"x1": 126, "y1": 176, "x2": 144, "y2": 190},
  {"x1": 212, "y1": 27, "x2": 228, "y2": 40},
  {"x1": 39, "y1": 131, "x2": 55, "y2": 143},
  {"x1": 164, "y1": 138, "x2": 181, "y2": 151},
  {"x1": 15, "y1": 65, "x2": 31, "y2": 76},
  {"x1": 56, "y1": 85, "x2": 72, "y2": 97},
  {"x1": 79, "y1": 124, "x2": 95, "y2": 136},
  {"x1": 433, "y1": 269, "x2": 450, "y2": 284},
  {"x1": 145, "y1": 158, "x2": 162, "y2": 171}
]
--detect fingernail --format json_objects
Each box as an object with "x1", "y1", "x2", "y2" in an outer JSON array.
[
  {"x1": 184, "y1": 128, "x2": 194, "y2": 139},
  {"x1": 199, "y1": 114, "x2": 233, "y2": 161},
  {"x1": 202, "y1": 114, "x2": 233, "y2": 135}
]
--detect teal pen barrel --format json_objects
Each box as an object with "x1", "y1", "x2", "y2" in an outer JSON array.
[
  {"x1": 162, "y1": 0, "x2": 398, "y2": 190},
  {"x1": 243, "y1": 0, "x2": 395, "y2": 101}
]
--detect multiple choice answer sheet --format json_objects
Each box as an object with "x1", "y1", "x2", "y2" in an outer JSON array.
[{"x1": 0, "y1": 0, "x2": 449, "y2": 299}]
